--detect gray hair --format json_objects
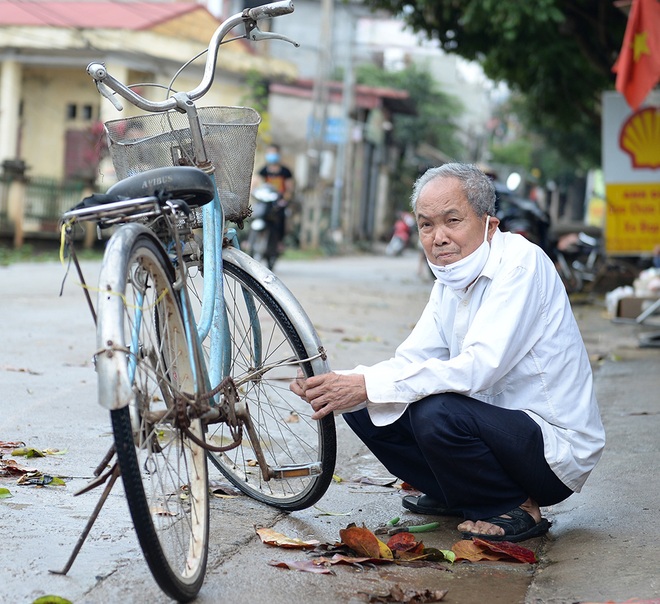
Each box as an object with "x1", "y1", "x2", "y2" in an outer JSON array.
[{"x1": 410, "y1": 163, "x2": 496, "y2": 217}]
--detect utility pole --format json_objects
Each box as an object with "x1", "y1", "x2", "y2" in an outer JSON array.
[
  {"x1": 330, "y1": 11, "x2": 355, "y2": 241},
  {"x1": 299, "y1": 0, "x2": 333, "y2": 250}
]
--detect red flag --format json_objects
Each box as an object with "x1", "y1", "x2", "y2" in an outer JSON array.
[{"x1": 612, "y1": 0, "x2": 660, "y2": 110}]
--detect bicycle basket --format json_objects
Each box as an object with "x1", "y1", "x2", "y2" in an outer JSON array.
[{"x1": 104, "y1": 106, "x2": 261, "y2": 223}]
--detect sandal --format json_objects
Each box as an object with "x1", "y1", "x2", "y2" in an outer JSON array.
[
  {"x1": 461, "y1": 507, "x2": 550, "y2": 543},
  {"x1": 402, "y1": 494, "x2": 462, "y2": 517}
]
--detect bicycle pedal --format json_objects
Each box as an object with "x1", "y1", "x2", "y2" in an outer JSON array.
[{"x1": 270, "y1": 462, "x2": 322, "y2": 479}]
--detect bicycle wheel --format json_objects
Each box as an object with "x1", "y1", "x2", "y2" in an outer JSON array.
[
  {"x1": 97, "y1": 225, "x2": 209, "y2": 603},
  {"x1": 188, "y1": 249, "x2": 336, "y2": 511}
]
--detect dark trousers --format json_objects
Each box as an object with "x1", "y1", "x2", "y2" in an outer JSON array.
[{"x1": 343, "y1": 393, "x2": 573, "y2": 521}]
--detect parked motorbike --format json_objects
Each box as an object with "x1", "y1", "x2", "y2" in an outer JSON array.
[
  {"x1": 551, "y1": 227, "x2": 603, "y2": 294},
  {"x1": 386, "y1": 211, "x2": 415, "y2": 256},
  {"x1": 494, "y1": 182, "x2": 551, "y2": 253},
  {"x1": 246, "y1": 183, "x2": 286, "y2": 270}
]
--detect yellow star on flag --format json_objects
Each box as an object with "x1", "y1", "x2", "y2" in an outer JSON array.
[{"x1": 632, "y1": 31, "x2": 650, "y2": 62}]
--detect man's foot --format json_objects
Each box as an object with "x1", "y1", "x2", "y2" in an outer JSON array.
[
  {"x1": 458, "y1": 499, "x2": 550, "y2": 543},
  {"x1": 402, "y1": 494, "x2": 462, "y2": 517}
]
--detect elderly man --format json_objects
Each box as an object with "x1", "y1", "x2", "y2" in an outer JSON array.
[{"x1": 291, "y1": 163, "x2": 605, "y2": 543}]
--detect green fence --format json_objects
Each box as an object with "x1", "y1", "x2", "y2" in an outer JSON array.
[{"x1": 23, "y1": 177, "x2": 87, "y2": 235}]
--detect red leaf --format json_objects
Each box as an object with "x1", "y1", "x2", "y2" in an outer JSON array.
[
  {"x1": 387, "y1": 532, "x2": 419, "y2": 552},
  {"x1": 473, "y1": 538, "x2": 537, "y2": 563}
]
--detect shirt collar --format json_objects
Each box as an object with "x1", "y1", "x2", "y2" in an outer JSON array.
[{"x1": 480, "y1": 228, "x2": 504, "y2": 281}]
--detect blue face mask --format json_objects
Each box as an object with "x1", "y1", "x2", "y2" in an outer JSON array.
[{"x1": 265, "y1": 152, "x2": 280, "y2": 164}]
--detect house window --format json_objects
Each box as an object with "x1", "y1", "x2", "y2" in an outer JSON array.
[{"x1": 66, "y1": 103, "x2": 95, "y2": 121}]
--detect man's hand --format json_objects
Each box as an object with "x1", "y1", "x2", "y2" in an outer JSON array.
[{"x1": 290, "y1": 372, "x2": 367, "y2": 420}]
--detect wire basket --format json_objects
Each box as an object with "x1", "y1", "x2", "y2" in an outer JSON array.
[{"x1": 104, "y1": 106, "x2": 261, "y2": 223}]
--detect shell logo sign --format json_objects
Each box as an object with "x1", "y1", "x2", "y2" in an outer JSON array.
[
  {"x1": 619, "y1": 107, "x2": 660, "y2": 169},
  {"x1": 602, "y1": 92, "x2": 659, "y2": 256}
]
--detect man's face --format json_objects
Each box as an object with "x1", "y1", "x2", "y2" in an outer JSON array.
[{"x1": 416, "y1": 177, "x2": 499, "y2": 267}]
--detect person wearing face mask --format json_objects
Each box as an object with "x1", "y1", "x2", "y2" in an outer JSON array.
[
  {"x1": 257, "y1": 143, "x2": 294, "y2": 251},
  {"x1": 290, "y1": 162, "x2": 605, "y2": 543},
  {"x1": 258, "y1": 143, "x2": 294, "y2": 203}
]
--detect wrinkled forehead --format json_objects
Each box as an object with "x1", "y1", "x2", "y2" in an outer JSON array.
[{"x1": 417, "y1": 177, "x2": 474, "y2": 215}]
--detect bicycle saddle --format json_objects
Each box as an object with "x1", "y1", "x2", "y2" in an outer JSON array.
[{"x1": 106, "y1": 166, "x2": 216, "y2": 207}]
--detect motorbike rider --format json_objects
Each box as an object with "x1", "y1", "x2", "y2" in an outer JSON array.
[{"x1": 257, "y1": 144, "x2": 294, "y2": 250}]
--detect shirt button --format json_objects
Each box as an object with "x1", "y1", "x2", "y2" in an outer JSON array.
[{"x1": 462, "y1": 300, "x2": 469, "y2": 307}]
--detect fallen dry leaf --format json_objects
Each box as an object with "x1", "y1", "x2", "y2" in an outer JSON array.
[
  {"x1": 387, "y1": 532, "x2": 424, "y2": 553},
  {"x1": 268, "y1": 560, "x2": 334, "y2": 574},
  {"x1": 0, "y1": 440, "x2": 25, "y2": 452},
  {"x1": 361, "y1": 583, "x2": 449, "y2": 603},
  {"x1": 1, "y1": 366, "x2": 42, "y2": 375},
  {"x1": 451, "y1": 539, "x2": 537, "y2": 563},
  {"x1": 12, "y1": 447, "x2": 45, "y2": 458},
  {"x1": 313, "y1": 505, "x2": 351, "y2": 517},
  {"x1": 0, "y1": 459, "x2": 37, "y2": 477},
  {"x1": 473, "y1": 538, "x2": 537, "y2": 564},
  {"x1": 451, "y1": 540, "x2": 505, "y2": 562},
  {"x1": 256, "y1": 527, "x2": 320, "y2": 549},
  {"x1": 16, "y1": 471, "x2": 66, "y2": 487},
  {"x1": 340, "y1": 524, "x2": 392, "y2": 559},
  {"x1": 209, "y1": 482, "x2": 242, "y2": 497},
  {"x1": 315, "y1": 553, "x2": 392, "y2": 566},
  {"x1": 351, "y1": 475, "x2": 398, "y2": 487}
]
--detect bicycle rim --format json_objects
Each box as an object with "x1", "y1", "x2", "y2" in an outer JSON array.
[
  {"x1": 188, "y1": 256, "x2": 336, "y2": 511},
  {"x1": 101, "y1": 231, "x2": 209, "y2": 602}
]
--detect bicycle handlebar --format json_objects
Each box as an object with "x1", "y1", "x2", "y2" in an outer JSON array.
[
  {"x1": 246, "y1": 0, "x2": 294, "y2": 19},
  {"x1": 87, "y1": 0, "x2": 295, "y2": 113}
]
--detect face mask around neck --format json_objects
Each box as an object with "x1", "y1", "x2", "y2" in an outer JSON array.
[{"x1": 427, "y1": 217, "x2": 491, "y2": 290}]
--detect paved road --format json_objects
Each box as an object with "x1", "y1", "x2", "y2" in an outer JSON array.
[{"x1": 1, "y1": 252, "x2": 659, "y2": 603}]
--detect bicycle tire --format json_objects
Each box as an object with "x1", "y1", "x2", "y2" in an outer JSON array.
[
  {"x1": 97, "y1": 226, "x2": 209, "y2": 602},
  {"x1": 197, "y1": 252, "x2": 336, "y2": 511}
]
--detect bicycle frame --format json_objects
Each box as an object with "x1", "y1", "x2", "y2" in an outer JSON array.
[
  {"x1": 196, "y1": 188, "x2": 263, "y2": 403},
  {"x1": 54, "y1": 5, "x2": 335, "y2": 594}
]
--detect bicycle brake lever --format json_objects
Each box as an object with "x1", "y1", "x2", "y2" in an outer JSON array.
[
  {"x1": 247, "y1": 25, "x2": 300, "y2": 47},
  {"x1": 96, "y1": 81, "x2": 124, "y2": 111}
]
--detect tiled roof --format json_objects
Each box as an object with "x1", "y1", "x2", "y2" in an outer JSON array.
[{"x1": 0, "y1": 1, "x2": 202, "y2": 30}]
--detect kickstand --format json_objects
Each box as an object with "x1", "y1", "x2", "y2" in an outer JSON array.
[{"x1": 49, "y1": 448, "x2": 120, "y2": 576}]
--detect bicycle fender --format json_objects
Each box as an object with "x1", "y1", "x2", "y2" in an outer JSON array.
[
  {"x1": 96, "y1": 224, "x2": 161, "y2": 410},
  {"x1": 222, "y1": 247, "x2": 331, "y2": 377}
]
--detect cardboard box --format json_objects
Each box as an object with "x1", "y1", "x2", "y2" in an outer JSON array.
[{"x1": 616, "y1": 296, "x2": 659, "y2": 319}]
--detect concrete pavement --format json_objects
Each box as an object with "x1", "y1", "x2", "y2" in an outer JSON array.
[
  {"x1": 1, "y1": 250, "x2": 659, "y2": 603},
  {"x1": 526, "y1": 301, "x2": 660, "y2": 603}
]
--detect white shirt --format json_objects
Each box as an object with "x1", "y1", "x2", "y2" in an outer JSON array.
[{"x1": 343, "y1": 229, "x2": 605, "y2": 492}]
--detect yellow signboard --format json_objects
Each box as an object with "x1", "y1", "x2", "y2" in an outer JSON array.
[
  {"x1": 602, "y1": 92, "x2": 659, "y2": 255},
  {"x1": 605, "y1": 182, "x2": 660, "y2": 254}
]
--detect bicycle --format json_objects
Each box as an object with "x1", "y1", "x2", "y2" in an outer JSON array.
[{"x1": 56, "y1": 3, "x2": 336, "y2": 601}]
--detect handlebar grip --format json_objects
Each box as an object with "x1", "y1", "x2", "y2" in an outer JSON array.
[
  {"x1": 87, "y1": 63, "x2": 107, "y2": 80},
  {"x1": 247, "y1": 0, "x2": 294, "y2": 20}
]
